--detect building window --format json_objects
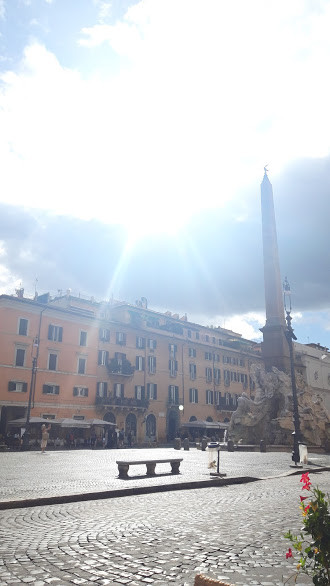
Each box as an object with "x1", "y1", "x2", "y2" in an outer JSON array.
[
  {"x1": 96, "y1": 381, "x2": 108, "y2": 397},
  {"x1": 80, "y1": 331, "x2": 87, "y2": 346},
  {"x1": 224, "y1": 369, "x2": 231, "y2": 386},
  {"x1": 73, "y1": 386, "x2": 89, "y2": 397},
  {"x1": 48, "y1": 353, "x2": 57, "y2": 371},
  {"x1": 214, "y1": 368, "x2": 221, "y2": 384},
  {"x1": 114, "y1": 383, "x2": 124, "y2": 398},
  {"x1": 195, "y1": 332, "x2": 200, "y2": 340},
  {"x1": 42, "y1": 384, "x2": 60, "y2": 395},
  {"x1": 205, "y1": 335, "x2": 209, "y2": 342},
  {"x1": 189, "y1": 363, "x2": 196, "y2": 380},
  {"x1": 239, "y1": 359, "x2": 245, "y2": 367},
  {"x1": 206, "y1": 390, "x2": 214, "y2": 405},
  {"x1": 136, "y1": 336, "x2": 145, "y2": 349},
  {"x1": 205, "y1": 352, "x2": 212, "y2": 360},
  {"x1": 168, "y1": 385, "x2": 179, "y2": 404},
  {"x1": 189, "y1": 348, "x2": 196, "y2": 358},
  {"x1": 212, "y1": 337, "x2": 216, "y2": 344},
  {"x1": 147, "y1": 383, "x2": 157, "y2": 400},
  {"x1": 148, "y1": 355, "x2": 156, "y2": 374},
  {"x1": 99, "y1": 328, "x2": 110, "y2": 342},
  {"x1": 15, "y1": 348, "x2": 26, "y2": 367},
  {"x1": 206, "y1": 367, "x2": 212, "y2": 382},
  {"x1": 48, "y1": 325, "x2": 63, "y2": 342},
  {"x1": 189, "y1": 388, "x2": 198, "y2": 404},
  {"x1": 214, "y1": 391, "x2": 221, "y2": 405},
  {"x1": 213, "y1": 353, "x2": 220, "y2": 362},
  {"x1": 169, "y1": 344, "x2": 177, "y2": 357},
  {"x1": 8, "y1": 381, "x2": 28, "y2": 392},
  {"x1": 225, "y1": 392, "x2": 231, "y2": 405},
  {"x1": 18, "y1": 318, "x2": 28, "y2": 336},
  {"x1": 98, "y1": 350, "x2": 109, "y2": 366},
  {"x1": 187, "y1": 329, "x2": 192, "y2": 338},
  {"x1": 136, "y1": 356, "x2": 145, "y2": 371},
  {"x1": 135, "y1": 385, "x2": 145, "y2": 400},
  {"x1": 78, "y1": 357, "x2": 86, "y2": 374},
  {"x1": 169, "y1": 359, "x2": 178, "y2": 377},
  {"x1": 116, "y1": 332, "x2": 126, "y2": 345},
  {"x1": 148, "y1": 338, "x2": 157, "y2": 350}
]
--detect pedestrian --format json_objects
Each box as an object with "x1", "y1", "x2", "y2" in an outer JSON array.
[
  {"x1": 41, "y1": 423, "x2": 51, "y2": 454},
  {"x1": 119, "y1": 428, "x2": 124, "y2": 448}
]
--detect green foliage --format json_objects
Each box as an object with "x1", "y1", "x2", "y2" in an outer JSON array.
[{"x1": 285, "y1": 473, "x2": 330, "y2": 585}]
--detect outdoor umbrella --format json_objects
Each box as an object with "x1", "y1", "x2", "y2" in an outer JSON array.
[
  {"x1": 85, "y1": 419, "x2": 116, "y2": 426},
  {"x1": 58, "y1": 418, "x2": 91, "y2": 428}
]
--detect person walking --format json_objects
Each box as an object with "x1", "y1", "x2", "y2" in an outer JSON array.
[{"x1": 41, "y1": 423, "x2": 51, "y2": 454}]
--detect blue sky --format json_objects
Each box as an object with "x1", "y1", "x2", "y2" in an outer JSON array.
[{"x1": 1, "y1": 0, "x2": 330, "y2": 348}]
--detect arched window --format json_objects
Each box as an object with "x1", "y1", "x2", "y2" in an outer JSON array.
[
  {"x1": 206, "y1": 416, "x2": 213, "y2": 422},
  {"x1": 146, "y1": 414, "x2": 156, "y2": 438},
  {"x1": 104, "y1": 412, "x2": 116, "y2": 423},
  {"x1": 189, "y1": 416, "x2": 197, "y2": 421}
]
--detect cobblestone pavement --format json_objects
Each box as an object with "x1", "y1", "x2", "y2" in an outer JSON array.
[
  {"x1": 0, "y1": 472, "x2": 329, "y2": 586},
  {"x1": 0, "y1": 448, "x2": 329, "y2": 505},
  {"x1": 0, "y1": 449, "x2": 329, "y2": 585}
]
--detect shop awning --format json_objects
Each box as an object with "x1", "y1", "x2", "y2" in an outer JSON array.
[{"x1": 180, "y1": 420, "x2": 229, "y2": 430}]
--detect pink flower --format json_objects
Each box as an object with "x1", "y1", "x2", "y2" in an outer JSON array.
[
  {"x1": 286, "y1": 548, "x2": 293, "y2": 559},
  {"x1": 300, "y1": 473, "x2": 311, "y2": 491}
]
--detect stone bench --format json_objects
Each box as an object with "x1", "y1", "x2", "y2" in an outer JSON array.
[{"x1": 116, "y1": 458, "x2": 183, "y2": 478}]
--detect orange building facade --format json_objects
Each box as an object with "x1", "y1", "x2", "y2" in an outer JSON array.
[{"x1": 0, "y1": 292, "x2": 262, "y2": 443}]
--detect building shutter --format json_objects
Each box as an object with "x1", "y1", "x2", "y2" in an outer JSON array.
[
  {"x1": 22, "y1": 382, "x2": 28, "y2": 392},
  {"x1": 55, "y1": 386, "x2": 60, "y2": 395},
  {"x1": 8, "y1": 381, "x2": 16, "y2": 391},
  {"x1": 73, "y1": 387, "x2": 78, "y2": 396}
]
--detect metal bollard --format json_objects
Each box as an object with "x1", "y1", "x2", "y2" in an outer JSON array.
[
  {"x1": 174, "y1": 437, "x2": 181, "y2": 450},
  {"x1": 183, "y1": 438, "x2": 189, "y2": 451},
  {"x1": 227, "y1": 439, "x2": 234, "y2": 452},
  {"x1": 201, "y1": 438, "x2": 208, "y2": 451}
]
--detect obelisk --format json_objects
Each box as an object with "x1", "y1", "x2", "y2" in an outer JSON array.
[{"x1": 259, "y1": 169, "x2": 290, "y2": 372}]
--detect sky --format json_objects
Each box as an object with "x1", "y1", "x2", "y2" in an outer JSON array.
[{"x1": 0, "y1": 0, "x2": 330, "y2": 347}]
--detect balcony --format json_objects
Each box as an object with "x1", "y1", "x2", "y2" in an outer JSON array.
[
  {"x1": 215, "y1": 400, "x2": 237, "y2": 412},
  {"x1": 106, "y1": 358, "x2": 135, "y2": 377},
  {"x1": 95, "y1": 396, "x2": 149, "y2": 410}
]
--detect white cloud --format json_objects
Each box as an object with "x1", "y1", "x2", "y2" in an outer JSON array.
[{"x1": 2, "y1": 1, "x2": 330, "y2": 235}]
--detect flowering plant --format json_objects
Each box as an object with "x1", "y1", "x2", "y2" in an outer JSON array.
[{"x1": 285, "y1": 472, "x2": 330, "y2": 585}]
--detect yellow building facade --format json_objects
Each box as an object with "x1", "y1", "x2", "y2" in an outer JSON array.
[{"x1": 0, "y1": 292, "x2": 262, "y2": 444}]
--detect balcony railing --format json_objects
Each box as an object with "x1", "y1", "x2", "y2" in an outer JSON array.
[
  {"x1": 215, "y1": 400, "x2": 237, "y2": 412},
  {"x1": 95, "y1": 396, "x2": 149, "y2": 409},
  {"x1": 106, "y1": 358, "x2": 135, "y2": 377}
]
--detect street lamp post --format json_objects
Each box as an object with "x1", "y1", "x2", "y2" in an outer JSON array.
[
  {"x1": 283, "y1": 278, "x2": 301, "y2": 466},
  {"x1": 22, "y1": 308, "x2": 45, "y2": 450},
  {"x1": 21, "y1": 336, "x2": 39, "y2": 450}
]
